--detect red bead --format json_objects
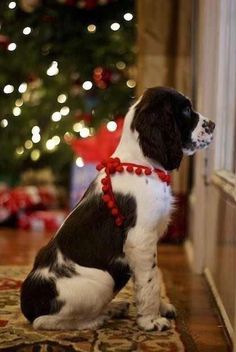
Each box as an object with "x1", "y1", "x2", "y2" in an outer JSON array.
[
  {"x1": 108, "y1": 165, "x2": 116, "y2": 174},
  {"x1": 166, "y1": 175, "x2": 171, "y2": 184},
  {"x1": 126, "y1": 165, "x2": 134, "y2": 173},
  {"x1": 157, "y1": 171, "x2": 166, "y2": 182},
  {"x1": 113, "y1": 158, "x2": 121, "y2": 168},
  {"x1": 101, "y1": 177, "x2": 108, "y2": 185},
  {"x1": 108, "y1": 200, "x2": 115, "y2": 208},
  {"x1": 135, "y1": 167, "x2": 142, "y2": 175},
  {"x1": 101, "y1": 159, "x2": 107, "y2": 166},
  {"x1": 145, "y1": 168, "x2": 152, "y2": 175},
  {"x1": 114, "y1": 157, "x2": 120, "y2": 163},
  {"x1": 116, "y1": 165, "x2": 124, "y2": 172},
  {"x1": 115, "y1": 218, "x2": 123, "y2": 226},
  {"x1": 111, "y1": 208, "x2": 118, "y2": 216},
  {"x1": 162, "y1": 175, "x2": 167, "y2": 182},
  {"x1": 158, "y1": 171, "x2": 165, "y2": 178},
  {"x1": 102, "y1": 194, "x2": 110, "y2": 203},
  {"x1": 102, "y1": 185, "x2": 109, "y2": 192},
  {"x1": 96, "y1": 164, "x2": 103, "y2": 171}
]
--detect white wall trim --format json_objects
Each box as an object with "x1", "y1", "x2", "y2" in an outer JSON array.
[
  {"x1": 204, "y1": 267, "x2": 234, "y2": 343},
  {"x1": 211, "y1": 171, "x2": 236, "y2": 201},
  {"x1": 184, "y1": 239, "x2": 194, "y2": 269}
]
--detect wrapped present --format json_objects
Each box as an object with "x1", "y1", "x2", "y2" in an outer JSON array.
[
  {"x1": 0, "y1": 185, "x2": 59, "y2": 226},
  {"x1": 18, "y1": 210, "x2": 67, "y2": 232},
  {"x1": 161, "y1": 194, "x2": 188, "y2": 243}
]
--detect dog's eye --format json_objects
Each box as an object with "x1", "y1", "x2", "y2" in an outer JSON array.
[{"x1": 183, "y1": 106, "x2": 191, "y2": 117}]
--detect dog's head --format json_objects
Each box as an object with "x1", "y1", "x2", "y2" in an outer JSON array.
[{"x1": 131, "y1": 87, "x2": 215, "y2": 170}]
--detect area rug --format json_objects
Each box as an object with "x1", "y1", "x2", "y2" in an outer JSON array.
[{"x1": 0, "y1": 266, "x2": 185, "y2": 352}]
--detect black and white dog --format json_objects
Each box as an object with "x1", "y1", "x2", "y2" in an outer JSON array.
[{"x1": 21, "y1": 87, "x2": 215, "y2": 331}]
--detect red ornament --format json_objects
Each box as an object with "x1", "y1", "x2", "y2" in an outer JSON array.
[
  {"x1": 102, "y1": 185, "x2": 109, "y2": 192},
  {"x1": 93, "y1": 67, "x2": 112, "y2": 89},
  {"x1": 83, "y1": 113, "x2": 93, "y2": 124},
  {"x1": 0, "y1": 35, "x2": 10, "y2": 50},
  {"x1": 84, "y1": 0, "x2": 98, "y2": 9}
]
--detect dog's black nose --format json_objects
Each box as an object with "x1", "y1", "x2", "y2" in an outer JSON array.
[{"x1": 208, "y1": 121, "x2": 215, "y2": 133}]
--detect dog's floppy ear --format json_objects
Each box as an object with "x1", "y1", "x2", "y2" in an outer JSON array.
[{"x1": 131, "y1": 94, "x2": 183, "y2": 170}]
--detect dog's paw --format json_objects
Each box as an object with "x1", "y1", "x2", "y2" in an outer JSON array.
[
  {"x1": 137, "y1": 316, "x2": 171, "y2": 332},
  {"x1": 33, "y1": 315, "x2": 54, "y2": 330},
  {"x1": 160, "y1": 302, "x2": 177, "y2": 319}
]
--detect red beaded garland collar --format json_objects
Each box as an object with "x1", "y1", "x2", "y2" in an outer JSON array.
[{"x1": 96, "y1": 157, "x2": 171, "y2": 227}]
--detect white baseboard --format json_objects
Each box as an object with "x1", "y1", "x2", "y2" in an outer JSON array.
[
  {"x1": 184, "y1": 239, "x2": 194, "y2": 268},
  {"x1": 204, "y1": 267, "x2": 234, "y2": 343},
  {"x1": 184, "y1": 241, "x2": 234, "y2": 346}
]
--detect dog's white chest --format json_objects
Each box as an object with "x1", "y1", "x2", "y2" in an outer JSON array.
[
  {"x1": 106, "y1": 172, "x2": 173, "y2": 231},
  {"x1": 137, "y1": 175, "x2": 172, "y2": 226}
]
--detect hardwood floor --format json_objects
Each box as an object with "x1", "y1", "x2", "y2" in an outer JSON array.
[
  {"x1": 159, "y1": 245, "x2": 232, "y2": 352},
  {"x1": 0, "y1": 228, "x2": 232, "y2": 351}
]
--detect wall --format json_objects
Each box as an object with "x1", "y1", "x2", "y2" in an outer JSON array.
[
  {"x1": 205, "y1": 178, "x2": 236, "y2": 339},
  {"x1": 189, "y1": 0, "x2": 236, "y2": 344},
  {"x1": 137, "y1": 0, "x2": 192, "y2": 195}
]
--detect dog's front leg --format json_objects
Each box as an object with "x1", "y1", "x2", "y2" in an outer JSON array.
[
  {"x1": 134, "y1": 261, "x2": 170, "y2": 331},
  {"x1": 125, "y1": 236, "x2": 170, "y2": 332}
]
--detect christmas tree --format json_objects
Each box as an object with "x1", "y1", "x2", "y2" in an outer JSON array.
[{"x1": 0, "y1": 0, "x2": 136, "y2": 186}]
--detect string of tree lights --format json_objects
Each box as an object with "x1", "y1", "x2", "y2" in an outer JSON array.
[{"x1": 0, "y1": 0, "x2": 136, "y2": 184}]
